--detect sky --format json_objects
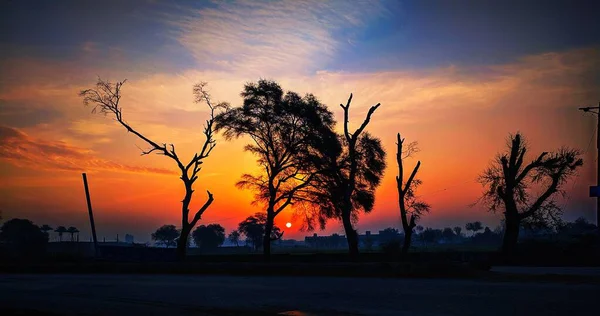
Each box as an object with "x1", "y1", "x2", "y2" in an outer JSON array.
[{"x1": 0, "y1": 0, "x2": 599, "y2": 243}]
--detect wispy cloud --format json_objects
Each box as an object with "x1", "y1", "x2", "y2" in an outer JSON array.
[
  {"x1": 172, "y1": 0, "x2": 392, "y2": 76},
  {"x1": 0, "y1": 126, "x2": 176, "y2": 175}
]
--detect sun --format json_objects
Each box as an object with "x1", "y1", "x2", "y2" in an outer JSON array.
[{"x1": 285, "y1": 222, "x2": 292, "y2": 228}]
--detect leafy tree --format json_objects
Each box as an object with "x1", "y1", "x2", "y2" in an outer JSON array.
[
  {"x1": 192, "y1": 224, "x2": 225, "y2": 250},
  {"x1": 228, "y1": 230, "x2": 241, "y2": 247},
  {"x1": 237, "y1": 213, "x2": 282, "y2": 251},
  {"x1": 55, "y1": 226, "x2": 67, "y2": 242},
  {"x1": 421, "y1": 228, "x2": 442, "y2": 245},
  {"x1": 465, "y1": 221, "x2": 483, "y2": 236},
  {"x1": 442, "y1": 227, "x2": 455, "y2": 241},
  {"x1": 415, "y1": 225, "x2": 424, "y2": 234},
  {"x1": 395, "y1": 132, "x2": 430, "y2": 254},
  {"x1": 453, "y1": 226, "x2": 462, "y2": 237},
  {"x1": 306, "y1": 94, "x2": 386, "y2": 256},
  {"x1": 214, "y1": 80, "x2": 336, "y2": 259},
  {"x1": 80, "y1": 79, "x2": 224, "y2": 260},
  {"x1": 151, "y1": 225, "x2": 180, "y2": 248},
  {"x1": 40, "y1": 225, "x2": 53, "y2": 239},
  {"x1": 477, "y1": 133, "x2": 583, "y2": 256},
  {"x1": 67, "y1": 226, "x2": 79, "y2": 242},
  {"x1": 0, "y1": 218, "x2": 48, "y2": 256}
]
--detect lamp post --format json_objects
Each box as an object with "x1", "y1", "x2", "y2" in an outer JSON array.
[{"x1": 578, "y1": 103, "x2": 600, "y2": 227}]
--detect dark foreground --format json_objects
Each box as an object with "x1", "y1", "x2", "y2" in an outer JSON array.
[{"x1": 0, "y1": 274, "x2": 598, "y2": 316}]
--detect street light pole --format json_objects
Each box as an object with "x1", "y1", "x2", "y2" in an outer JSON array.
[{"x1": 579, "y1": 102, "x2": 600, "y2": 227}]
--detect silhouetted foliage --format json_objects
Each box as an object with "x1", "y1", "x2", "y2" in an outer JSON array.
[
  {"x1": 237, "y1": 213, "x2": 282, "y2": 251},
  {"x1": 442, "y1": 227, "x2": 455, "y2": 241},
  {"x1": 67, "y1": 226, "x2": 79, "y2": 242},
  {"x1": 465, "y1": 221, "x2": 483, "y2": 236},
  {"x1": 80, "y1": 79, "x2": 225, "y2": 260},
  {"x1": 54, "y1": 226, "x2": 67, "y2": 242},
  {"x1": 453, "y1": 226, "x2": 462, "y2": 237},
  {"x1": 192, "y1": 224, "x2": 225, "y2": 250},
  {"x1": 305, "y1": 94, "x2": 386, "y2": 256},
  {"x1": 228, "y1": 230, "x2": 241, "y2": 247},
  {"x1": 0, "y1": 218, "x2": 48, "y2": 257},
  {"x1": 477, "y1": 132, "x2": 583, "y2": 256},
  {"x1": 151, "y1": 225, "x2": 180, "y2": 248},
  {"x1": 421, "y1": 228, "x2": 442, "y2": 245},
  {"x1": 395, "y1": 132, "x2": 430, "y2": 254},
  {"x1": 40, "y1": 224, "x2": 53, "y2": 239},
  {"x1": 214, "y1": 80, "x2": 336, "y2": 259}
]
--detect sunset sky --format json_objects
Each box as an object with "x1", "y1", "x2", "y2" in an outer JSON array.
[{"x1": 1, "y1": 0, "x2": 598, "y2": 242}]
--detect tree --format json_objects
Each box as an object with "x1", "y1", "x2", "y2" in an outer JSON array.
[
  {"x1": 453, "y1": 226, "x2": 462, "y2": 237},
  {"x1": 0, "y1": 218, "x2": 48, "y2": 256},
  {"x1": 465, "y1": 221, "x2": 483, "y2": 237},
  {"x1": 237, "y1": 213, "x2": 283, "y2": 252},
  {"x1": 40, "y1": 225, "x2": 53, "y2": 239},
  {"x1": 80, "y1": 79, "x2": 224, "y2": 260},
  {"x1": 151, "y1": 225, "x2": 180, "y2": 248},
  {"x1": 228, "y1": 230, "x2": 241, "y2": 247},
  {"x1": 306, "y1": 94, "x2": 386, "y2": 256},
  {"x1": 442, "y1": 227, "x2": 455, "y2": 241},
  {"x1": 67, "y1": 226, "x2": 79, "y2": 242},
  {"x1": 214, "y1": 80, "x2": 336, "y2": 259},
  {"x1": 477, "y1": 133, "x2": 583, "y2": 256},
  {"x1": 421, "y1": 228, "x2": 442, "y2": 246},
  {"x1": 55, "y1": 226, "x2": 67, "y2": 242},
  {"x1": 396, "y1": 133, "x2": 430, "y2": 254},
  {"x1": 192, "y1": 224, "x2": 225, "y2": 250}
]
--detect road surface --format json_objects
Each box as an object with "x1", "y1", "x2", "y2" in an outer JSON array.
[{"x1": 0, "y1": 274, "x2": 598, "y2": 315}]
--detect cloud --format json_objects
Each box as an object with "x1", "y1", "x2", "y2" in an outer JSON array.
[
  {"x1": 0, "y1": 125, "x2": 177, "y2": 175},
  {"x1": 171, "y1": 0, "x2": 392, "y2": 76}
]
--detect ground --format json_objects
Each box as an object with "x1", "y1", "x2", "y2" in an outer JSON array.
[{"x1": 0, "y1": 273, "x2": 598, "y2": 315}]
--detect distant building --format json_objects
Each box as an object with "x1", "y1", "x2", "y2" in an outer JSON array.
[
  {"x1": 125, "y1": 234, "x2": 134, "y2": 244},
  {"x1": 305, "y1": 229, "x2": 403, "y2": 250},
  {"x1": 304, "y1": 233, "x2": 346, "y2": 249}
]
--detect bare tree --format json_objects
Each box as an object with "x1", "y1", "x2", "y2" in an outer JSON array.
[
  {"x1": 396, "y1": 133, "x2": 430, "y2": 254},
  {"x1": 79, "y1": 79, "x2": 223, "y2": 260},
  {"x1": 478, "y1": 133, "x2": 583, "y2": 256},
  {"x1": 335, "y1": 94, "x2": 386, "y2": 256}
]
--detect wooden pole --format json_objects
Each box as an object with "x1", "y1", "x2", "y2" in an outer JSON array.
[{"x1": 82, "y1": 173, "x2": 99, "y2": 257}]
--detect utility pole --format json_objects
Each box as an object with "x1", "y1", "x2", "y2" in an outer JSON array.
[
  {"x1": 579, "y1": 102, "x2": 600, "y2": 227},
  {"x1": 82, "y1": 173, "x2": 99, "y2": 257}
]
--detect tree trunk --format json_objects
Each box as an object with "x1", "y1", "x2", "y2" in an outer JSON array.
[
  {"x1": 342, "y1": 212, "x2": 359, "y2": 257},
  {"x1": 263, "y1": 211, "x2": 274, "y2": 261},
  {"x1": 402, "y1": 230, "x2": 412, "y2": 255},
  {"x1": 501, "y1": 215, "x2": 520, "y2": 258},
  {"x1": 176, "y1": 225, "x2": 191, "y2": 261}
]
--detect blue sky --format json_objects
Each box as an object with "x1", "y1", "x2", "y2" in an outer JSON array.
[{"x1": 2, "y1": 0, "x2": 598, "y2": 73}]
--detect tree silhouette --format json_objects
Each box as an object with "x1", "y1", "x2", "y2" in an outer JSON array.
[
  {"x1": 442, "y1": 227, "x2": 455, "y2": 241},
  {"x1": 214, "y1": 80, "x2": 336, "y2": 259},
  {"x1": 0, "y1": 218, "x2": 48, "y2": 256},
  {"x1": 55, "y1": 226, "x2": 67, "y2": 242},
  {"x1": 192, "y1": 224, "x2": 225, "y2": 251},
  {"x1": 305, "y1": 94, "x2": 386, "y2": 256},
  {"x1": 396, "y1": 132, "x2": 430, "y2": 254},
  {"x1": 40, "y1": 225, "x2": 53, "y2": 239},
  {"x1": 228, "y1": 230, "x2": 241, "y2": 247},
  {"x1": 237, "y1": 213, "x2": 283, "y2": 252},
  {"x1": 465, "y1": 221, "x2": 483, "y2": 237},
  {"x1": 453, "y1": 226, "x2": 462, "y2": 237},
  {"x1": 67, "y1": 226, "x2": 79, "y2": 242},
  {"x1": 80, "y1": 79, "x2": 224, "y2": 260},
  {"x1": 151, "y1": 225, "x2": 180, "y2": 248},
  {"x1": 477, "y1": 133, "x2": 583, "y2": 256}
]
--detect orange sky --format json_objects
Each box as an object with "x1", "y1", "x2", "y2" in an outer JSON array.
[{"x1": 0, "y1": 1, "x2": 598, "y2": 242}]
